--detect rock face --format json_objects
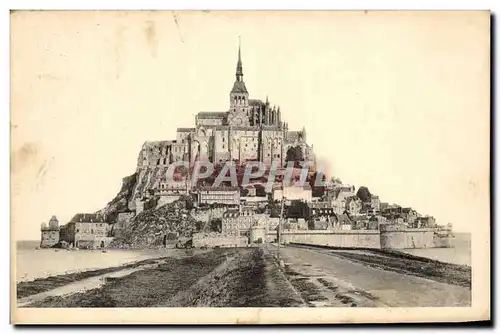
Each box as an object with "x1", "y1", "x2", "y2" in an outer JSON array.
[
  {"x1": 95, "y1": 173, "x2": 137, "y2": 223},
  {"x1": 110, "y1": 196, "x2": 198, "y2": 249},
  {"x1": 129, "y1": 166, "x2": 170, "y2": 211}
]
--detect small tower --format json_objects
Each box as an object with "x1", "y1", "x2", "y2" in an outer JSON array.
[
  {"x1": 40, "y1": 216, "x2": 60, "y2": 248},
  {"x1": 48, "y1": 215, "x2": 59, "y2": 230}
]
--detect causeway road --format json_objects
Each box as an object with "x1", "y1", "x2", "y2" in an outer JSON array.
[{"x1": 268, "y1": 244, "x2": 471, "y2": 307}]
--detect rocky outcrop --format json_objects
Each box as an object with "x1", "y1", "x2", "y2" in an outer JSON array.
[
  {"x1": 95, "y1": 173, "x2": 137, "y2": 223},
  {"x1": 129, "y1": 166, "x2": 171, "y2": 210},
  {"x1": 110, "y1": 197, "x2": 198, "y2": 249}
]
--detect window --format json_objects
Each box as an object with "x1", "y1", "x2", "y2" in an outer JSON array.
[{"x1": 91, "y1": 229, "x2": 94, "y2": 234}]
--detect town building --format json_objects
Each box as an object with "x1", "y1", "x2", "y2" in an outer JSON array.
[
  {"x1": 273, "y1": 184, "x2": 312, "y2": 202},
  {"x1": 345, "y1": 196, "x2": 363, "y2": 215},
  {"x1": 307, "y1": 202, "x2": 336, "y2": 220},
  {"x1": 414, "y1": 216, "x2": 437, "y2": 228},
  {"x1": 401, "y1": 208, "x2": 419, "y2": 224},
  {"x1": 335, "y1": 213, "x2": 353, "y2": 230},
  {"x1": 283, "y1": 218, "x2": 308, "y2": 230},
  {"x1": 60, "y1": 213, "x2": 113, "y2": 249},
  {"x1": 40, "y1": 216, "x2": 60, "y2": 248},
  {"x1": 327, "y1": 186, "x2": 356, "y2": 214},
  {"x1": 197, "y1": 186, "x2": 240, "y2": 206},
  {"x1": 136, "y1": 42, "x2": 315, "y2": 170},
  {"x1": 241, "y1": 184, "x2": 256, "y2": 197},
  {"x1": 371, "y1": 195, "x2": 381, "y2": 212},
  {"x1": 221, "y1": 206, "x2": 256, "y2": 238}
]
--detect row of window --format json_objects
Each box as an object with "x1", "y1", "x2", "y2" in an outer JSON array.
[
  {"x1": 76, "y1": 228, "x2": 105, "y2": 234},
  {"x1": 77, "y1": 223, "x2": 105, "y2": 227},
  {"x1": 233, "y1": 96, "x2": 246, "y2": 102}
]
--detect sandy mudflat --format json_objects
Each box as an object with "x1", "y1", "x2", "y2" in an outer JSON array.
[{"x1": 21, "y1": 247, "x2": 302, "y2": 308}]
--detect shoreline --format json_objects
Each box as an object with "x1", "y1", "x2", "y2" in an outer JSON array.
[
  {"x1": 16, "y1": 255, "x2": 173, "y2": 299},
  {"x1": 21, "y1": 247, "x2": 303, "y2": 308},
  {"x1": 15, "y1": 246, "x2": 193, "y2": 283}
]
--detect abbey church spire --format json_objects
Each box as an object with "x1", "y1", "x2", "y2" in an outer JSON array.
[
  {"x1": 231, "y1": 37, "x2": 248, "y2": 95},
  {"x1": 230, "y1": 37, "x2": 249, "y2": 114},
  {"x1": 236, "y1": 37, "x2": 243, "y2": 80}
]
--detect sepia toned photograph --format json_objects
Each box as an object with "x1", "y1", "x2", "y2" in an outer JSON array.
[{"x1": 10, "y1": 10, "x2": 490, "y2": 324}]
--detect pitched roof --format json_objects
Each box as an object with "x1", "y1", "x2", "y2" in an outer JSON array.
[
  {"x1": 177, "y1": 128, "x2": 195, "y2": 132},
  {"x1": 248, "y1": 99, "x2": 265, "y2": 107},
  {"x1": 231, "y1": 80, "x2": 248, "y2": 94},
  {"x1": 197, "y1": 112, "x2": 227, "y2": 119},
  {"x1": 336, "y1": 214, "x2": 351, "y2": 224},
  {"x1": 70, "y1": 213, "x2": 105, "y2": 223}
]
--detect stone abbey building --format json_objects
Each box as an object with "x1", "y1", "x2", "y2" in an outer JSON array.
[{"x1": 137, "y1": 43, "x2": 315, "y2": 169}]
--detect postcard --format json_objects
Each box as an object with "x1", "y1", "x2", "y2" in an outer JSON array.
[{"x1": 11, "y1": 10, "x2": 490, "y2": 324}]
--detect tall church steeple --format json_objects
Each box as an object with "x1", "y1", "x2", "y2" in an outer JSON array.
[
  {"x1": 236, "y1": 37, "x2": 243, "y2": 81},
  {"x1": 230, "y1": 37, "x2": 249, "y2": 111}
]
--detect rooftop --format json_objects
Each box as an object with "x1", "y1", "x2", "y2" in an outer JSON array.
[
  {"x1": 177, "y1": 127, "x2": 195, "y2": 132},
  {"x1": 197, "y1": 186, "x2": 240, "y2": 192},
  {"x1": 196, "y1": 112, "x2": 227, "y2": 119},
  {"x1": 70, "y1": 213, "x2": 106, "y2": 223}
]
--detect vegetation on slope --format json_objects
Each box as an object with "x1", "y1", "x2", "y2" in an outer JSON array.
[{"x1": 110, "y1": 196, "x2": 198, "y2": 249}]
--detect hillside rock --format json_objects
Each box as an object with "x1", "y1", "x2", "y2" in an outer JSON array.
[
  {"x1": 110, "y1": 197, "x2": 199, "y2": 249},
  {"x1": 95, "y1": 173, "x2": 137, "y2": 223}
]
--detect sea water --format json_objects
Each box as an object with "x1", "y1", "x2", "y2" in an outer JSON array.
[
  {"x1": 15, "y1": 240, "x2": 181, "y2": 283},
  {"x1": 399, "y1": 233, "x2": 471, "y2": 266}
]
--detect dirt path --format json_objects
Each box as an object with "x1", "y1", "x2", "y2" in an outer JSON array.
[{"x1": 161, "y1": 247, "x2": 305, "y2": 307}]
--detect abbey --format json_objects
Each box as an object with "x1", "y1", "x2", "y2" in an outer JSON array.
[{"x1": 138, "y1": 43, "x2": 315, "y2": 169}]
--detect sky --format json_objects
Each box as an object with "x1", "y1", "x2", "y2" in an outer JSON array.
[{"x1": 11, "y1": 11, "x2": 489, "y2": 240}]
